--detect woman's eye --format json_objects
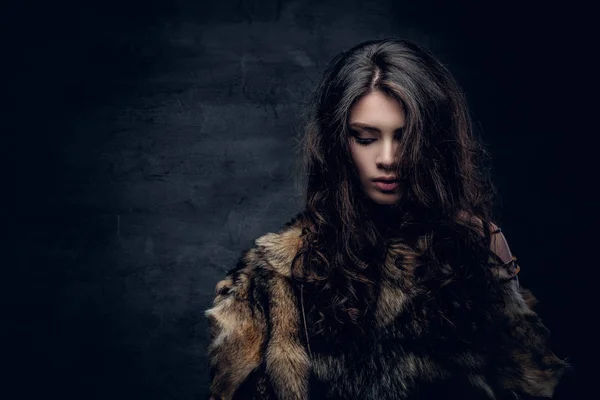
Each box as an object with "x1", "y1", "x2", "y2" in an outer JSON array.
[
  {"x1": 354, "y1": 137, "x2": 375, "y2": 146},
  {"x1": 349, "y1": 129, "x2": 375, "y2": 146}
]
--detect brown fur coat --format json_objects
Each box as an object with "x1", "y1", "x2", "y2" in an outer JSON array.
[{"x1": 205, "y1": 213, "x2": 569, "y2": 399}]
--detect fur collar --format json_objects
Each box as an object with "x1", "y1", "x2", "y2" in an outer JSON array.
[{"x1": 205, "y1": 212, "x2": 569, "y2": 399}]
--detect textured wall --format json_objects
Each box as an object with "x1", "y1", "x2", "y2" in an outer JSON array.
[{"x1": 9, "y1": 0, "x2": 584, "y2": 398}]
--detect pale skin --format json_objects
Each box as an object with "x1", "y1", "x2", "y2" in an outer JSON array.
[
  {"x1": 348, "y1": 89, "x2": 513, "y2": 263},
  {"x1": 348, "y1": 89, "x2": 404, "y2": 206}
]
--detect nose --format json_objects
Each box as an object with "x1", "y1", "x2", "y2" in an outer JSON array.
[{"x1": 376, "y1": 139, "x2": 398, "y2": 170}]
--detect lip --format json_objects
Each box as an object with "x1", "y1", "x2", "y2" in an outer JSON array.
[
  {"x1": 373, "y1": 177, "x2": 398, "y2": 182},
  {"x1": 373, "y1": 180, "x2": 399, "y2": 191}
]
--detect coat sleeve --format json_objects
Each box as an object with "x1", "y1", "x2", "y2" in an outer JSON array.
[
  {"x1": 489, "y1": 238, "x2": 571, "y2": 399},
  {"x1": 204, "y1": 256, "x2": 275, "y2": 400}
]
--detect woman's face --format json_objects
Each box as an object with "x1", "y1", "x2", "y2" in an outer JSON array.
[{"x1": 348, "y1": 90, "x2": 405, "y2": 205}]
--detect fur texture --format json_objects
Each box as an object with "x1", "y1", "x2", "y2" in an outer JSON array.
[{"x1": 205, "y1": 213, "x2": 569, "y2": 399}]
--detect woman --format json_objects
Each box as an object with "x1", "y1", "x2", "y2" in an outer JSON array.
[{"x1": 205, "y1": 39, "x2": 570, "y2": 399}]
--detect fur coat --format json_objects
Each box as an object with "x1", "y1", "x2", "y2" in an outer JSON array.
[{"x1": 205, "y1": 213, "x2": 569, "y2": 399}]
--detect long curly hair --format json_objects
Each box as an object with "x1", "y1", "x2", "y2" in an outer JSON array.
[{"x1": 291, "y1": 38, "x2": 504, "y2": 341}]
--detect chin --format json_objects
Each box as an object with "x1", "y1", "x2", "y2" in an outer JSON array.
[{"x1": 369, "y1": 192, "x2": 401, "y2": 205}]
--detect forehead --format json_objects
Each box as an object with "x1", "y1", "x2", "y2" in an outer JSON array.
[{"x1": 348, "y1": 90, "x2": 406, "y2": 129}]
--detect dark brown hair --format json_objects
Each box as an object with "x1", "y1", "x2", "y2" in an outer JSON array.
[{"x1": 292, "y1": 38, "x2": 502, "y2": 338}]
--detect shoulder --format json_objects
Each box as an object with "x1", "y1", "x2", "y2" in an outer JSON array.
[
  {"x1": 208, "y1": 211, "x2": 309, "y2": 306},
  {"x1": 205, "y1": 212, "x2": 312, "y2": 398},
  {"x1": 456, "y1": 210, "x2": 513, "y2": 264},
  {"x1": 252, "y1": 211, "x2": 310, "y2": 278}
]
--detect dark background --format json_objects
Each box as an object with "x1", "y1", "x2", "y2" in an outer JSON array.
[{"x1": 8, "y1": 0, "x2": 592, "y2": 398}]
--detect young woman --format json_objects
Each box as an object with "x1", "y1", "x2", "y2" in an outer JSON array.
[{"x1": 205, "y1": 39, "x2": 570, "y2": 399}]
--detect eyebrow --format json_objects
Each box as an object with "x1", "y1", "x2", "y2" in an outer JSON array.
[{"x1": 349, "y1": 122, "x2": 404, "y2": 133}]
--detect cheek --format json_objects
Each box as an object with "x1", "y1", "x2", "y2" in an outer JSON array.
[
  {"x1": 350, "y1": 150, "x2": 370, "y2": 178},
  {"x1": 347, "y1": 143, "x2": 357, "y2": 166},
  {"x1": 348, "y1": 145, "x2": 359, "y2": 166}
]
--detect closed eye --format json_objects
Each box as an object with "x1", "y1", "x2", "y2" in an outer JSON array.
[
  {"x1": 354, "y1": 137, "x2": 375, "y2": 146},
  {"x1": 350, "y1": 130, "x2": 403, "y2": 146}
]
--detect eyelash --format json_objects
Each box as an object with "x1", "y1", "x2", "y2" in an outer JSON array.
[
  {"x1": 355, "y1": 138, "x2": 375, "y2": 146},
  {"x1": 351, "y1": 131, "x2": 403, "y2": 146}
]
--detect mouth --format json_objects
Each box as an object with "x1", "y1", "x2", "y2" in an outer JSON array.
[
  {"x1": 372, "y1": 177, "x2": 399, "y2": 183},
  {"x1": 373, "y1": 180, "x2": 400, "y2": 192}
]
